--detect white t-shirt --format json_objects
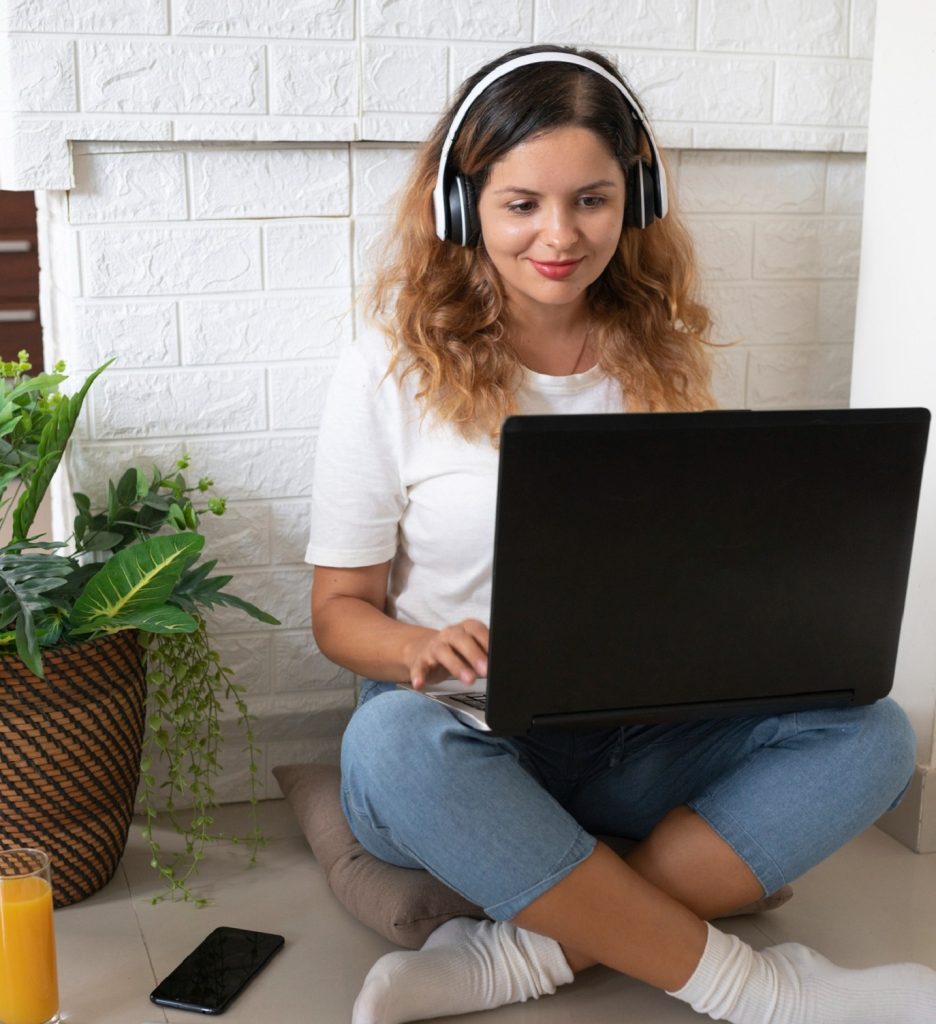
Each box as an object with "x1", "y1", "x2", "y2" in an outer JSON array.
[{"x1": 305, "y1": 330, "x2": 626, "y2": 631}]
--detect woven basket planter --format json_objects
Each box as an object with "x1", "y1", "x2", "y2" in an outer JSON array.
[{"x1": 0, "y1": 630, "x2": 146, "y2": 907}]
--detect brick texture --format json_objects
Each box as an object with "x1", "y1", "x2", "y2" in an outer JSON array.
[{"x1": 2, "y1": 0, "x2": 877, "y2": 188}]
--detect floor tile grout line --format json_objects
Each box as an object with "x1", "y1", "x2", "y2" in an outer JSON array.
[{"x1": 122, "y1": 861, "x2": 169, "y2": 1023}]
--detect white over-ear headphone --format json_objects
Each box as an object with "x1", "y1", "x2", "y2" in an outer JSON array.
[{"x1": 432, "y1": 51, "x2": 669, "y2": 246}]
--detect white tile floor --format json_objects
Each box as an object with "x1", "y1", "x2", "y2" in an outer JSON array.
[{"x1": 53, "y1": 800, "x2": 936, "y2": 1024}]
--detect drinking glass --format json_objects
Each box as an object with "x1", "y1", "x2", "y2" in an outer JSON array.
[{"x1": 0, "y1": 848, "x2": 60, "y2": 1024}]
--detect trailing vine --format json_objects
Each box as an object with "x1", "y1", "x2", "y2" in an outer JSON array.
[{"x1": 138, "y1": 623, "x2": 266, "y2": 905}]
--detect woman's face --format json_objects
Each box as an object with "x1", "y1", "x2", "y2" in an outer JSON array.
[{"x1": 476, "y1": 125, "x2": 627, "y2": 323}]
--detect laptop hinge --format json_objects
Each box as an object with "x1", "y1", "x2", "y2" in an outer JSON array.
[{"x1": 529, "y1": 690, "x2": 855, "y2": 730}]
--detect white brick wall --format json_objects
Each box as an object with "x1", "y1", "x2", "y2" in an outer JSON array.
[
  {"x1": 676, "y1": 150, "x2": 864, "y2": 410},
  {"x1": 1, "y1": 0, "x2": 876, "y2": 188},
  {"x1": 9, "y1": 1, "x2": 874, "y2": 794}
]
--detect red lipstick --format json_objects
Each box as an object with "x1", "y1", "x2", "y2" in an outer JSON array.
[{"x1": 529, "y1": 258, "x2": 584, "y2": 280}]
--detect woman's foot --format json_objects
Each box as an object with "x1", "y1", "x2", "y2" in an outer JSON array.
[
  {"x1": 669, "y1": 923, "x2": 936, "y2": 1023},
  {"x1": 352, "y1": 917, "x2": 573, "y2": 1024}
]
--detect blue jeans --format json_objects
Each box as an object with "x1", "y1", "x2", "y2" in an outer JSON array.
[{"x1": 340, "y1": 681, "x2": 915, "y2": 921}]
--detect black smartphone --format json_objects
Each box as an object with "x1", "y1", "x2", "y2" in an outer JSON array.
[{"x1": 149, "y1": 926, "x2": 285, "y2": 1015}]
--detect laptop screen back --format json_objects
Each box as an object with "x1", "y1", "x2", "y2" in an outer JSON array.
[{"x1": 485, "y1": 408, "x2": 930, "y2": 734}]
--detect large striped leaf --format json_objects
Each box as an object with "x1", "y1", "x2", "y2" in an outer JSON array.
[
  {"x1": 91, "y1": 606, "x2": 199, "y2": 636},
  {"x1": 69, "y1": 532, "x2": 204, "y2": 634}
]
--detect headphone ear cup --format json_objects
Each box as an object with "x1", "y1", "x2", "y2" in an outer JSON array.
[
  {"x1": 446, "y1": 173, "x2": 481, "y2": 247},
  {"x1": 624, "y1": 160, "x2": 656, "y2": 229},
  {"x1": 462, "y1": 176, "x2": 481, "y2": 247}
]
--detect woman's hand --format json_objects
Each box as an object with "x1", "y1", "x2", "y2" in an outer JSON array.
[{"x1": 405, "y1": 619, "x2": 490, "y2": 690}]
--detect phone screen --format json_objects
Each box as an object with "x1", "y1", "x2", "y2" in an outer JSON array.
[{"x1": 150, "y1": 926, "x2": 284, "y2": 1014}]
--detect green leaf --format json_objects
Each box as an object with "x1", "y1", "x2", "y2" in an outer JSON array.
[
  {"x1": 70, "y1": 531, "x2": 205, "y2": 633},
  {"x1": 44, "y1": 560, "x2": 101, "y2": 605},
  {"x1": 0, "y1": 472, "x2": 17, "y2": 496},
  {"x1": 36, "y1": 612, "x2": 64, "y2": 647},
  {"x1": 0, "y1": 549, "x2": 75, "y2": 609},
  {"x1": 115, "y1": 467, "x2": 139, "y2": 508},
  {"x1": 11, "y1": 360, "x2": 112, "y2": 541},
  {"x1": 167, "y1": 503, "x2": 187, "y2": 531},
  {"x1": 0, "y1": 373, "x2": 66, "y2": 413},
  {"x1": 15, "y1": 607, "x2": 43, "y2": 678},
  {"x1": 0, "y1": 467, "x2": 22, "y2": 491},
  {"x1": 167, "y1": 555, "x2": 279, "y2": 625},
  {"x1": 106, "y1": 478, "x2": 119, "y2": 523},
  {"x1": 79, "y1": 529, "x2": 126, "y2": 553},
  {"x1": 143, "y1": 493, "x2": 172, "y2": 512},
  {"x1": 206, "y1": 591, "x2": 280, "y2": 625},
  {"x1": 101, "y1": 606, "x2": 199, "y2": 635},
  {"x1": 0, "y1": 548, "x2": 72, "y2": 677},
  {"x1": 179, "y1": 558, "x2": 216, "y2": 589}
]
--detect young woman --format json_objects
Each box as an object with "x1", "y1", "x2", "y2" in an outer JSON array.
[{"x1": 308, "y1": 44, "x2": 936, "y2": 1024}]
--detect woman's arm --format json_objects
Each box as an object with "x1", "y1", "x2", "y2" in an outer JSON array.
[{"x1": 311, "y1": 562, "x2": 489, "y2": 689}]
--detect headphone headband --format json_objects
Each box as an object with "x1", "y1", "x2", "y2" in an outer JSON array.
[{"x1": 432, "y1": 51, "x2": 668, "y2": 242}]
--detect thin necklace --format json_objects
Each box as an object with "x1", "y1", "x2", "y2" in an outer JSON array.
[
  {"x1": 567, "y1": 322, "x2": 592, "y2": 375},
  {"x1": 513, "y1": 321, "x2": 593, "y2": 375}
]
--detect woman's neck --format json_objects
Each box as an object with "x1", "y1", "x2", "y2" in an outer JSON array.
[{"x1": 507, "y1": 303, "x2": 595, "y2": 377}]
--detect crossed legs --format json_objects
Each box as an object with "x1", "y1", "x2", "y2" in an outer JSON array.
[
  {"x1": 529, "y1": 804, "x2": 763, "y2": 983},
  {"x1": 344, "y1": 689, "x2": 935, "y2": 1022}
]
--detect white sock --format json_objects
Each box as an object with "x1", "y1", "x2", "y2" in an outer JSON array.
[
  {"x1": 351, "y1": 916, "x2": 574, "y2": 1024},
  {"x1": 669, "y1": 922, "x2": 936, "y2": 1023}
]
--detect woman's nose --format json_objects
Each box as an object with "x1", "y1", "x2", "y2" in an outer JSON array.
[{"x1": 541, "y1": 204, "x2": 579, "y2": 250}]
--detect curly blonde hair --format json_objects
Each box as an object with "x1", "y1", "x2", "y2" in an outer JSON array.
[{"x1": 367, "y1": 45, "x2": 716, "y2": 440}]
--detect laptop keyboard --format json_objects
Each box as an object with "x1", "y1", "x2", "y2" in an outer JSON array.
[{"x1": 446, "y1": 692, "x2": 487, "y2": 710}]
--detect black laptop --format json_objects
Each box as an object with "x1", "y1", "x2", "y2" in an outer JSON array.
[{"x1": 429, "y1": 407, "x2": 930, "y2": 735}]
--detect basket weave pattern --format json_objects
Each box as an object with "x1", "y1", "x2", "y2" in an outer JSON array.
[{"x1": 0, "y1": 630, "x2": 145, "y2": 907}]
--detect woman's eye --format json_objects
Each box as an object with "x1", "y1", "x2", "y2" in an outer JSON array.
[{"x1": 504, "y1": 196, "x2": 607, "y2": 214}]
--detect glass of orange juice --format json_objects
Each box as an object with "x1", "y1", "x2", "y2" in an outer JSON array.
[{"x1": 0, "y1": 848, "x2": 60, "y2": 1024}]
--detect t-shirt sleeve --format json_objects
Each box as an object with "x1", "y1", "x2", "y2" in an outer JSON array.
[{"x1": 305, "y1": 339, "x2": 406, "y2": 567}]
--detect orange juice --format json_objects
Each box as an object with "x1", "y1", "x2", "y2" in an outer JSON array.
[{"x1": 0, "y1": 875, "x2": 59, "y2": 1024}]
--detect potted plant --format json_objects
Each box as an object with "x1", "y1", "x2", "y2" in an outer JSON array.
[{"x1": 0, "y1": 352, "x2": 280, "y2": 906}]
